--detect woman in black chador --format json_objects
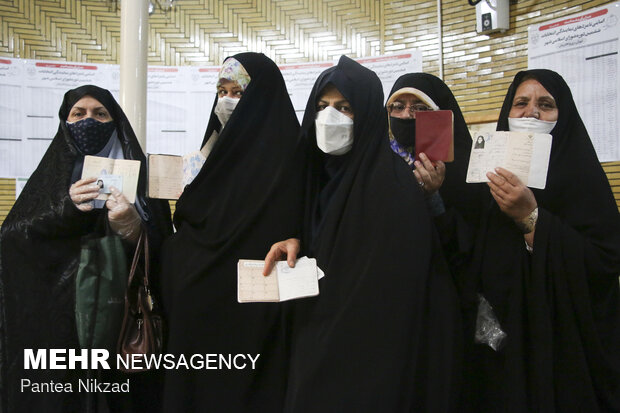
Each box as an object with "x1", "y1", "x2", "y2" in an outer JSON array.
[
  {"x1": 460, "y1": 69, "x2": 620, "y2": 412},
  {"x1": 0, "y1": 85, "x2": 172, "y2": 412},
  {"x1": 385, "y1": 73, "x2": 486, "y2": 268},
  {"x1": 160, "y1": 52, "x2": 303, "y2": 412},
  {"x1": 265, "y1": 56, "x2": 462, "y2": 412}
]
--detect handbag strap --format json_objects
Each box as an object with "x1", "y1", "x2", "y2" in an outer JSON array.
[
  {"x1": 128, "y1": 226, "x2": 144, "y2": 286},
  {"x1": 142, "y1": 229, "x2": 150, "y2": 291},
  {"x1": 127, "y1": 225, "x2": 151, "y2": 293}
]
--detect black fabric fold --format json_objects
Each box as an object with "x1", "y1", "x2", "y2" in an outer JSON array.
[
  {"x1": 284, "y1": 56, "x2": 462, "y2": 412},
  {"x1": 0, "y1": 85, "x2": 172, "y2": 413},
  {"x1": 160, "y1": 52, "x2": 303, "y2": 412},
  {"x1": 461, "y1": 69, "x2": 620, "y2": 412}
]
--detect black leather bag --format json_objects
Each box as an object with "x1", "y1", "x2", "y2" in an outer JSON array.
[{"x1": 117, "y1": 229, "x2": 164, "y2": 372}]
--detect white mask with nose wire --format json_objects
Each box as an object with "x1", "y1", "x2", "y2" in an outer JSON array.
[
  {"x1": 214, "y1": 96, "x2": 240, "y2": 128},
  {"x1": 508, "y1": 117, "x2": 557, "y2": 134},
  {"x1": 315, "y1": 106, "x2": 354, "y2": 155}
]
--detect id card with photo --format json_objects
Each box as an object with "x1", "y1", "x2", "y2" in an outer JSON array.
[{"x1": 97, "y1": 174, "x2": 123, "y2": 194}]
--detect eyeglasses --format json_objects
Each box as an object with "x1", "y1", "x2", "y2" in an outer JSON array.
[{"x1": 388, "y1": 102, "x2": 432, "y2": 115}]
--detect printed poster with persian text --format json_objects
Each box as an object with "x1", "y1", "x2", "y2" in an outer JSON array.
[
  {"x1": 528, "y1": 2, "x2": 620, "y2": 162},
  {"x1": 0, "y1": 51, "x2": 422, "y2": 180}
]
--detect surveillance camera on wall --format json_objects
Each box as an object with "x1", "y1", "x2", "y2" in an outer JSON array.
[{"x1": 476, "y1": 0, "x2": 510, "y2": 34}]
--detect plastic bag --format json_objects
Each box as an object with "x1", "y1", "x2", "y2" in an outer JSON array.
[{"x1": 474, "y1": 294, "x2": 507, "y2": 351}]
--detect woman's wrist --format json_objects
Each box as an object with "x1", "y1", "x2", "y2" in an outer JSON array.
[{"x1": 515, "y1": 207, "x2": 538, "y2": 234}]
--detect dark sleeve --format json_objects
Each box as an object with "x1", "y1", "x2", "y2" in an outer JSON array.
[
  {"x1": 21, "y1": 194, "x2": 100, "y2": 240},
  {"x1": 142, "y1": 198, "x2": 173, "y2": 301},
  {"x1": 433, "y1": 206, "x2": 476, "y2": 272},
  {"x1": 425, "y1": 191, "x2": 446, "y2": 216}
]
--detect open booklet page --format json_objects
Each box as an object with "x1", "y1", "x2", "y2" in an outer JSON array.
[
  {"x1": 81, "y1": 155, "x2": 140, "y2": 203},
  {"x1": 147, "y1": 154, "x2": 183, "y2": 200},
  {"x1": 182, "y1": 150, "x2": 207, "y2": 186},
  {"x1": 466, "y1": 131, "x2": 552, "y2": 189},
  {"x1": 147, "y1": 151, "x2": 207, "y2": 200},
  {"x1": 237, "y1": 257, "x2": 324, "y2": 303},
  {"x1": 237, "y1": 260, "x2": 280, "y2": 302}
]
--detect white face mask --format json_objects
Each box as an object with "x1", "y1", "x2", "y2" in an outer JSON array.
[
  {"x1": 315, "y1": 106, "x2": 354, "y2": 155},
  {"x1": 214, "y1": 96, "x2": 239, "y2": 127},
  {"x1": 508, "y1": 117, "x2": 556, "y2": 134}
]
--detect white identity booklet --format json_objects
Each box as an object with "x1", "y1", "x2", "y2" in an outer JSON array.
[
  {"x1": 237, "y1": 256, "x2": 325, "y2": 303},
  {"x1": 466, "y1": 131, "x2": 552, "y2": 189},
  {"x1": 81, "y1": 155, "x2": 140, "y2": 203},
  {"x1": 147, "y1": 150, "x2": 206, "y2": 200}
]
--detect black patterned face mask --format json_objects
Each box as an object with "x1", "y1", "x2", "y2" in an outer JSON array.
[
  {"x1": 66, "y1": 117, "x2": 115, "y2": 154},
  {"x1": 390, "y1": 117, "x2": 416, "y2": 148}
]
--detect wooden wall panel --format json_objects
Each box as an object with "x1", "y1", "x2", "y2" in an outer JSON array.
[
  {"x1": 0, "y1": 0, "x2": 618, "y2": 226},
  {"x1": 0, "y1": 178, "x2": 15, "y2": 224}
]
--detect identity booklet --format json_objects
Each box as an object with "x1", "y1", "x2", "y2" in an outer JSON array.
[
  {"x1": 237, "y1": 257, "x2": 325, "y2": 303},
  {"x1": 415, "y1": 110, "x2": 454, "y2": 162},
  {"x1": 81, "y1": 155, "x2": 140, "y2": 203},
  {"x1": 147, "y1": 151, "x2": 207, "y2": 200},
  {"x1": 466, "y1": 131, "x2": 552, "y2": 189}
]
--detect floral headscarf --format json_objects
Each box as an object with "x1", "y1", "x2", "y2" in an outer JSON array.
[{"x1": 216, "y1": 57, "x2": 251, "y2": 91}]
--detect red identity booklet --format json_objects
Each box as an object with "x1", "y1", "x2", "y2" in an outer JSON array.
[{"x1": 415, "y1": 110, "x2": 454, "y2": 162}]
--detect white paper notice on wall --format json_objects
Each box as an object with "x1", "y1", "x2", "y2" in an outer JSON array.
[
  {"x1": 528, "y1": 2, "x2": 620, "y2": 162},
  {"x1": 356, "y1": 52, "x2": 423, "y2": 99},
  {"x1": 0, "y1": 58, "x2": 118, "y2": 178},
  {"x1": 0, "y1": 51, "x2": 423, "y2": 179},
  {"x1": 279, "y1": 51, "x2": 423, "y2": 123}
]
